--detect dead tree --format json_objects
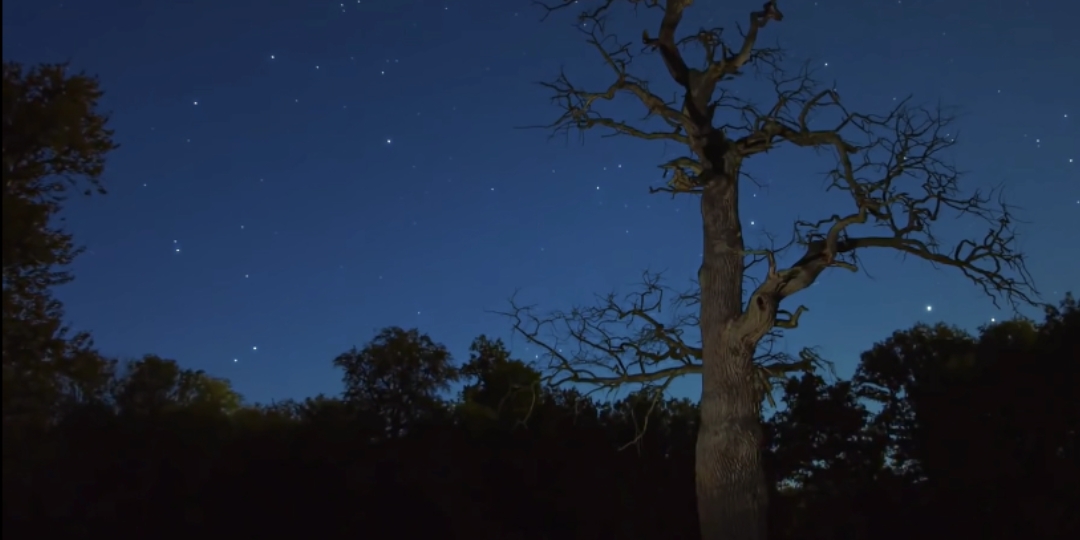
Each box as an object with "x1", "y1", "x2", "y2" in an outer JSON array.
[{"x1": 515, "y1": 2, "x2": 1037, "y2": 540}]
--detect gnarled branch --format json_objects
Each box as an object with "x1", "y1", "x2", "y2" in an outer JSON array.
[
  {"x1": 522, "y1": 13, "x2": 689, "y2": 145},
  {"x1": 499, "y1": 272, "x2": 811, "y2": 402},
  {"x1": 528, "y1": 0, "x2": 1038, "y2": 439},
  {"x1": 531, "y1": 0, "x2": 786, "y2": 191},
  {"x1": 735, "y1": 97, "x2": 1037, "y2": 345}
]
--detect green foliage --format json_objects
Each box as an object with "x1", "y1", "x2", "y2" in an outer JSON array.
[
  {"x1": 765, "y1": 296, "x2": 1079, "y2": 539},
  {"x1": 112, "y1": 355, "x2": 243, "y2": 417},
  {"x1": 2, "y1": 61, "x2": 116, "y2": 279},
  {"x1": 3, "y1": 299, "x2": 1076, "y2": 539},
  {"x1": 333, "y1": 327, "x2": 459, "y2": 437},
  {"x1": 851, "y1": 322, "x2": 978, "y2": 477},
  {"x1": 2, "y1": 61, "x2": 118, "y2": 432},
  {"x1": 457, "y1": 335, "x2": 541, "y2": 430}
]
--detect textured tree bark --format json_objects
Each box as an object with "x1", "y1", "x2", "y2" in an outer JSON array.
[{"x1": 695, "y1": 176, "x2": 768, "y2": 540}]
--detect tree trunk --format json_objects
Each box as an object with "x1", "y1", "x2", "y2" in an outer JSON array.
[{"x1": 695, "y1": 176, "x2": 767, "y2": 540}]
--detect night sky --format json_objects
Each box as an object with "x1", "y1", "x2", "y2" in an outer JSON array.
[{"x1": 2, "y1": 0, "x2": 1076, "y2": 404}]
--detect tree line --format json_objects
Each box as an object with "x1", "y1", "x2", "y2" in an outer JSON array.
[{"x1": 3, "y1": 310, "x2": 1076, "y2": 539}]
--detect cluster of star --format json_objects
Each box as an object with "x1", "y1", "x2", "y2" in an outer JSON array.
[{"x1": 126, "y1": 0, "x2": 1073, "y2": 378}]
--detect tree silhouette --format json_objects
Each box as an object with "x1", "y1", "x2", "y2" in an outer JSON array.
[
  {"x1": 850, "y1": 297, "x2": 1078, "y2": 537},
  {"x1": 761, "y1": 295, "x2": 1078, "y2": 539},
  {"x1": 522, "y1": 1, "x2": 1037, "y2": 538},
  {"x1": 333, "y1": 326, "x2": 459, "y2": 438},
  {"x1": 457, "y1": 335, "x2": 541, "y2": 431},
  {"x1": 2, "y1": 61, "x2": 118, "y2": 433},
  {"x1": 4, "y1": 305, "x2": 1075, "y2": 538},
  {"x1": 112, "y1": 355, "x2": 243, "y2": 417},
  {"x1": 765, "y1": 373, "x2": 891, "y2": 539}
]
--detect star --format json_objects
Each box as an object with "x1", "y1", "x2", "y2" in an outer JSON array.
[{"x1": 13, "y1": 0, "x2": 1072, "y2": 411}]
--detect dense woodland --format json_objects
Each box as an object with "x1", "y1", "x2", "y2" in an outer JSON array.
[
  {"x1": 3, "y1": 54, "x2": 1078, "y2": 540},
  {"x1": 3, "y1": 313, "x2": 1079, "y2": 540}
]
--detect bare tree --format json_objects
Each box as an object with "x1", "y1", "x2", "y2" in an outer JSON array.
[{"x1": 511, "y1": 1, "x2": 1037, "y2": 539}]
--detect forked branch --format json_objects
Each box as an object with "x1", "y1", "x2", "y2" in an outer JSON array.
[
  {"x1": 525, "y1": 13, "x2": 689, "y2": 144},
  {"x1": 734, "y1": 97, "x2": 1038, "y2": 345},
  {"x1": 499, "y1": 272, "x2": 817, "y2": 404},
  {"x1": 531, "y1": 0, "x2": 786, "y2": 194}
]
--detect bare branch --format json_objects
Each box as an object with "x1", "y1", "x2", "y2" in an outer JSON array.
[
  {"x1": 773, "y1": 305, "x2": 807, "y2": 329},
  {"x1": 613, "y1": 380, "x2": 675, "y2": 452},
  {"x1": 721, "y1": 63, "x2": 1036, "y2": 314},
  {"x1": 522, "y1": 17, "x2": 690, "y2": 145},
  {"x1": 498, "y1": 272, "x2": 811, "y2": 403},
  {"x1": 650, "y1": 156, "x2": 704, "y2": 196},
  {"x1": 531, "y1": 0, "x2": 788, "y2": 193},
  {"x1": 789, "y1": 104, "x2": 1030, "y2": 301},
  {"x1": 733, "y1": 97, "x2": 1037, "y2": 347},
  {"x1": 498, "y1": 272, "x2": 701, "y2": 394}
]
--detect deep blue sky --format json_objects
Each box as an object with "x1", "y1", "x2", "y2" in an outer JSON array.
[{"x1": 3, "y1": 0, "x2": 1076, "y2": 404}]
